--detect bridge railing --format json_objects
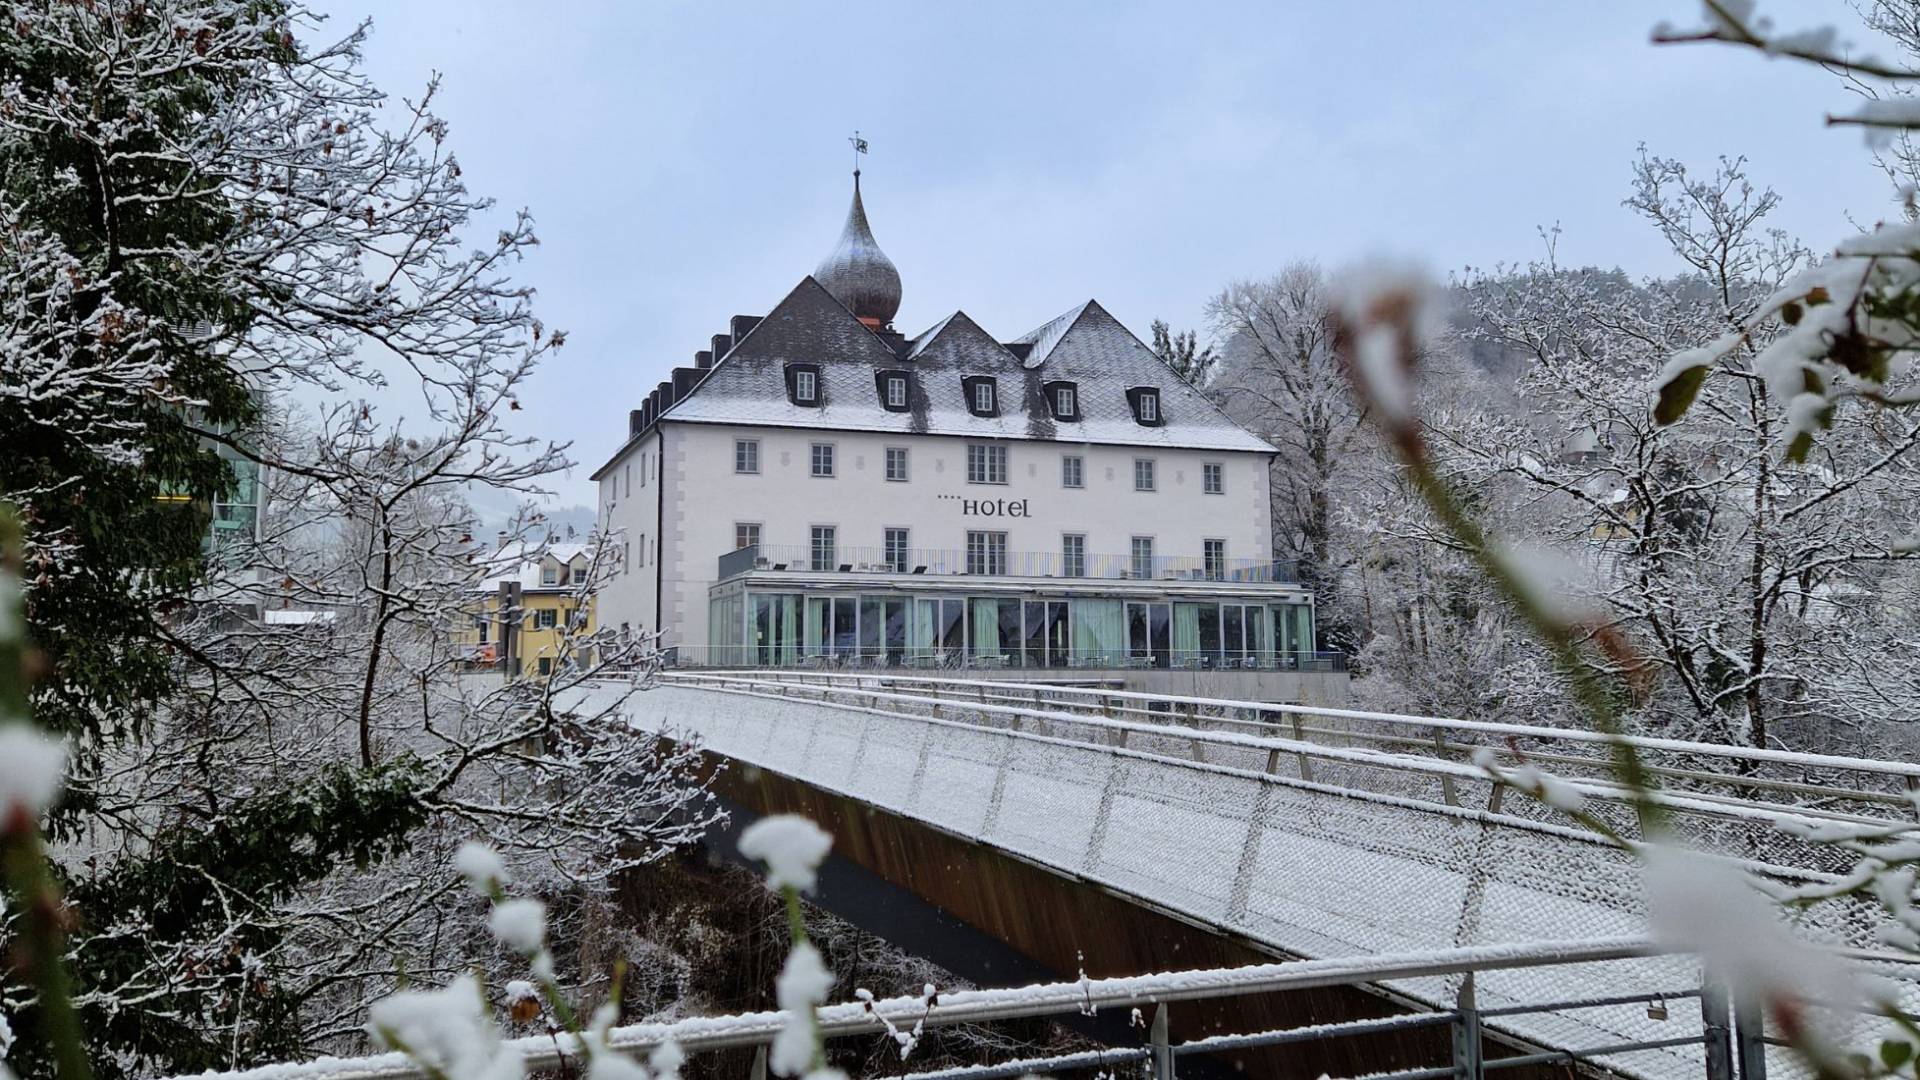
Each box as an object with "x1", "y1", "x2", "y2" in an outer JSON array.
[
  {"x1": 658, "y1": 669, "x2": 1920, "y2": 876},
  {"x1": 165, "y1": 940, "x2": 1851, "y2": 1080},
  {"x1": 592, "y1": 672, "x2": 1920, "y2": 1079}
]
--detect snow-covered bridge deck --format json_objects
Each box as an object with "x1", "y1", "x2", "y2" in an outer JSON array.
[{"x1": 578, "y1": 670, "x2": 1920, "y2": 1079}]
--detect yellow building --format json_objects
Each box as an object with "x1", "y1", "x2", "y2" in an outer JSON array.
[{"x1": 461, "y1": 542, "x2": 596, "y2": 679}]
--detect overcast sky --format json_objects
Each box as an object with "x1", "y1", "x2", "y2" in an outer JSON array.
[{"x1": 307, "y1": 0, "x2": 1896, "y2": 509}]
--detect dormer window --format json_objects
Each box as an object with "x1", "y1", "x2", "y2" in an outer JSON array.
[
  {"x1": 1126, "y1": 386, "x2": 1163, "y2": 426},
  {"x1": 785, "y1": 363, "x2": 821, "y2": 406},
  {"x1": 962, "y1": 375, "x2": 999, "y2": 418},
  {"x1": 1044, "y1": 380, "x2": 1080, "y2": 421},
  {"x1": 874, "y1": 369, "x2": 912, "y2": 413}
]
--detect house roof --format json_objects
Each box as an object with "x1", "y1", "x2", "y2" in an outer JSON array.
[
  {"x1": 475, "y1": 542, "x2": 590, "y2": 593},
  {"x1": 625, "y1": 278, "x2": 1272, "y2": 460}
]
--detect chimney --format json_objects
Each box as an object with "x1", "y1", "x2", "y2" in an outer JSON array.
[
  {"x1": 496, "y1": 530, "x2": 509, "y2": 550},
  {"x1": 710, "y1": 333, "x2": 732, "y2": 361},
  {"x1": 694, "y1": 349, "x2": 713, "y2": 369},
  {"x1": 672, "y1": 366, "x2": 699, "y2": 399},
  {"x1": 640, "y1": 398, "x2": 655, "y2": 430},
  {"x1": 656, "y1": 379, "x2": 673, "y2": 406},
  {"x1": 628, "y1": 408, "x2": 644, "y2": 436},
  {"x1": 730, "y1": 314, "x2": 761, "y2": 342}
]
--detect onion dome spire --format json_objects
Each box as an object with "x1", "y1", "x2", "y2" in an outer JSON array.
[{"x1": 815, "y1": 170, "x2": 902, "y2": 329}]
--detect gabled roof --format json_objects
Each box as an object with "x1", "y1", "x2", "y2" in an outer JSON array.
[
  {"x1": 607, "y1": 279, "x2": 1274, "y2": 464},
  {"x1": 476, "y1": 541, "x2": 590, "y2": 593},
  {"x1": 1011, "y1": 300, "x2": 1094, "y2": 370}
]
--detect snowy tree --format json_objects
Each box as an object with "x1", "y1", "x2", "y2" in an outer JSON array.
[{"x1": 0, "y1": 3, "x2": 721, "y2": 1074}]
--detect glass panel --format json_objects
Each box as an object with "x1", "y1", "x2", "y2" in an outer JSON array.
[
  {"x1": 860, "y1": 597, "x2": 883, "y2": 657},
  {"x1": 940, "y1": 599, "x2": 967, "y2": 659},
  {"x1": 1149, "y1": 603, "x2": 1171, "y2": 668},
  {"x1": 805, "y1": 597, "x2": 829, "y2": 656},
  {"x1": 1023, "y1": 601, "x2": 1046, "y2": 669},
  {"x1": 1047, "y1": 602, "x2": 1070, "y2": 665},
  {"x1": 831, "y1": 598, "x2": 857, "y2": 655},
  {"x1": 1173, "y1": 603, "x2": 1201, "y2": 667},
  {"x1": 884, "y1": 599, "x2": 907, "y2": 664},
  {"x1": 1072, "y1": 599, "x2": 1125, "y2": 667},
  {"x1": 1197, "y1": 604, "x2": 1221, "y2": 667}
]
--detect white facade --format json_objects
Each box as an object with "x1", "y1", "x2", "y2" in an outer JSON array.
[{"x1": 599, "y1": 423, "x2": 1275, "y2": 650}]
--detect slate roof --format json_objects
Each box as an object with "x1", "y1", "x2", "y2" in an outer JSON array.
[{"x1": 635, "y1": 277, "x2": 1275, "y2": 457}]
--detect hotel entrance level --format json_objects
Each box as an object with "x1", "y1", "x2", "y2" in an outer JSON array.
[{"x1": 705, "y1": 571, "x2": 1324, "y2": 671}]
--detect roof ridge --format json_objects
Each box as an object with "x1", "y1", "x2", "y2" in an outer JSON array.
[{"x1": 1012, "y1": 299, "x2": 1096, "y2": 369}]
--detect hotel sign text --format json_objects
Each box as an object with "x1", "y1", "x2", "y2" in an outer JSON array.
[{"x1": 937, "y1": 494, "x2": 1031, "y2": 518}]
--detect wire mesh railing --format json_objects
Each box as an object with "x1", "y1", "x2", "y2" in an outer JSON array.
[
  {"x1": 166, "y1": 941, "x2": 1824, "y2": 1080},
  {"x1": 586, "y1": 670, "x2": 1920, "y2": 1079}
]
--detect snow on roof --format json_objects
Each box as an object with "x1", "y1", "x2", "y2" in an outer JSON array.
[
  {"x1": 474, "y1": 541, "x2": 590, "y2": 593},
  {"x1": 646, "y1": 278, "x2": 1274, "y2": 456},
  {"x1": 262, "y1": 610, "x2": 337, "y2": 625}
]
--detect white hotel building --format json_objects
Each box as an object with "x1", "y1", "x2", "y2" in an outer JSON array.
[{"x1": 593, "y1": 175, "x2": 1331, "y2": 678}]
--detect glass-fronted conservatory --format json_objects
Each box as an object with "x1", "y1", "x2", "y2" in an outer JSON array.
[{"x1": 704, "y1": 556, "x2": 1323, "y2": 672}]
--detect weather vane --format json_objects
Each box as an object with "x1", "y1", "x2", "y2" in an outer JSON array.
[{"x1": 849, "y1": 129, "x2": 868, "y2": 175}]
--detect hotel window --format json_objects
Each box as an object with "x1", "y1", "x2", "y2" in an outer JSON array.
[
  {"x1": 1061, "y1": 454, "x2": 1084, "y2": 489},
  {"x1": 735, "y1": 438, "x2": 759, "y2": 474},
  {"x1": 810, "y1": 442, "x2": 835, "y2": 477},
  {"x1": 875, "y1": 370, "x2": 911, "y2": 412},
  {"x1": 570, "y1": 564, "x2": 588, "y2": 585},
  {"x1": 966, "y1": 530, "x2": 1008, "y2": 576},
  {"x1": 541, "y1": 564, "x2": 559, "y2": 585},
  {"x1": 810, "y1": 526, "x2": 837, "y2": 571},
  {"x1": 1203, "y1": 461, "x2": 1224, "y2": 495},
  {"x1": 734, "y1": 522, "x2": 760, "y2": 551},
  {"x1": 967, "y1": 444, "x2": 1008, "y2": 485},
  {"x1": 537, "y1": 657, "x2": 553, "y2": 676},
  {"x1": 885, "y1": 447, "x2": 909, "y2": 482},
  {"x1": 1062, "y1": 534, "x2": 1086, "y2": 578},
  {"x1": 786, "y1": 363, "x2": 821, "y2": 406},
  {"x1": 1204, "y1": 539, "x2": 1226, "y2": 580},
  {"x1": 536, "y1": 608, "x2": 557, "y2": 629},
  {"x1": 962, "y1": 375, "x2": 999, "y2": 417},
  {"x1": 884, "y1": 528, "x2": 910, "y2": 573},
  {"x1": 1134, "y1": 458, "x2": 1156, "y2": 491},
  {"x1": 1043, "y1": 380, "x2": 1080, "y2": 421},
  {"x1": 1130, "y1": 536, "x2": 1155, "y2": 578},
  {"x1": 1127, "y1": 386, "x2": 1163, "y2": 426}
]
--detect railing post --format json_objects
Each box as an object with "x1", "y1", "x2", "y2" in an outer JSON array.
[
  {"x1": 1701, "y1": 976, "x2": 1734, "y2": 1080},
  {"x1": 1289, "y1": 715, "x2": 1314, "y2": 781},
  {"x1": 749, "y1": 1045, "x2": 767, "y2": 1080},
  {"x1": 1150, "y1": 1002, "x2": 1175, "y2": 1080},
  {"x1": 1452, "y1": 973, "x2": 1482, "y2": 1080},
  {"x1": 1734, "y1": 986, "x2": 1767, "y2": 1080},
  {"x1": 1432, "y1": 730, "x2": 1461, "y2": 806}
]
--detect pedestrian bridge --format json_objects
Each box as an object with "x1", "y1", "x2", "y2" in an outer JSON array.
[{"x1": 575, "y1": 670, "x2": 1920, "y2": 1079}]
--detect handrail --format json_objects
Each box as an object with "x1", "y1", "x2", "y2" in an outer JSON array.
[
  {"x1": 715, "y1": 670, "x2": 1920, "y2": 782},
  {"x1": 164, "y1": 940, "x2": 1668, "y2": 1080},
  {"x1": 657, "y1": 671, "x2": 1920, "y2": 836}
]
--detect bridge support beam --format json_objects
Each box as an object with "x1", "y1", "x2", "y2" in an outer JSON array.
[
  {"x1": 1451, "y1": 973, "x2": 1482, "y2": 1079},
  {"x1": 1152, "y1": 1003, "x2": 1176, "y2": 1080}
]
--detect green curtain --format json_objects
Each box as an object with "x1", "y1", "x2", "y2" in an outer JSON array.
[
  {"x1": 911, "y1": 599, "x2": 936, "y2": 658},
  {"x1": 971, "y1": 598, "x2": 1001, "y2": 659},
  {"x1": 1173, "y1": 604, "x2": 1201, "y2": 664},
  {"x1": 805, "y1": 597, "x2": 827, "y2": 655},
  {"x1": 1071, "y1": 599, "x2": 1124, "y2": 665},
  {"x1": 779, "y1": 596, "x2": 799, "y2": 665},
  {"x1": 1294, "y1": 604, "x2": 1316, "y2": 659}
]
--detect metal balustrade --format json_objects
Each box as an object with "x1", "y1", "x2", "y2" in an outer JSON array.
[
  {"x1": 164, "y1": 940, "x2": 1828, "y2": 1080},
  {"x1": 716, "y1": 542, "x2": 1300, "y2": 583},
  {"x1": 658, "y1": 644, "x2": 1350, "y2": 673}
]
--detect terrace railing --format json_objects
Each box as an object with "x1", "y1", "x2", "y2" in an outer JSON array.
[{"x1": 716, "y1": 543, "x2": 1300, "y2": 584}]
